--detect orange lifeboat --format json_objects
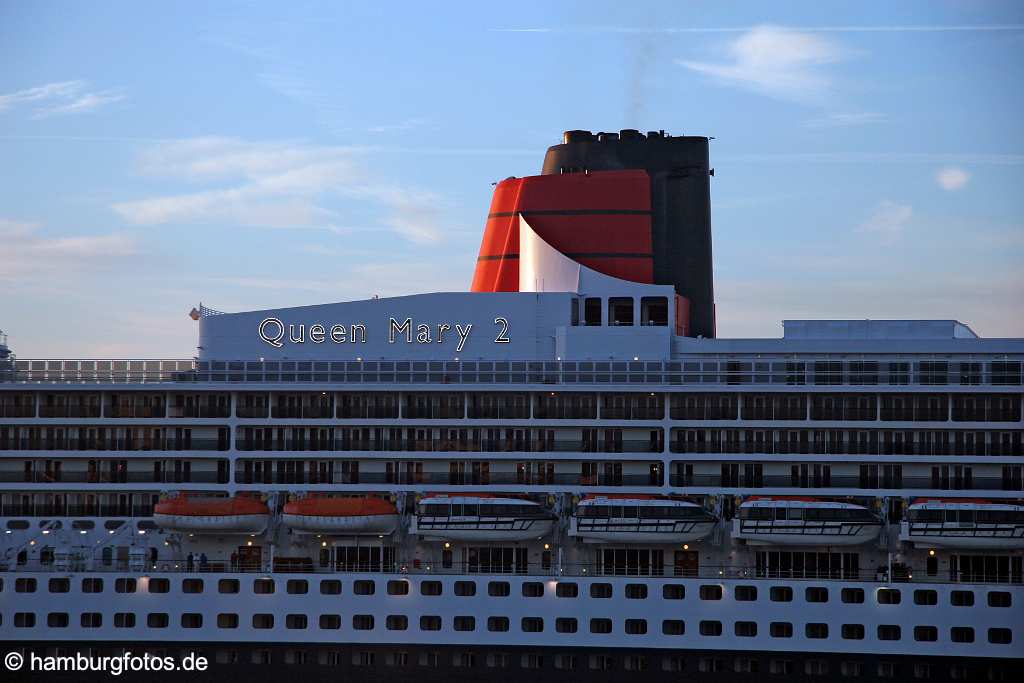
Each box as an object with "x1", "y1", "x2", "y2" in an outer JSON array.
[
  {"x1": 153, "y1": 494, "x2": 269, "y2": 534},
  {"x1": 282, "y1": 496, "x2": 399, "y2": 535}
]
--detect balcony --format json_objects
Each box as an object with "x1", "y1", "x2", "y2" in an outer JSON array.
[
  {"x1": 235, "y1": 471, "x2": 662, "y2": 487},
  {"x1": 0, "y1": 437, "x2": 227, "y2": 452},
  {"x1": 0, "y1": 470, "x2": 225, "y2": 484}
]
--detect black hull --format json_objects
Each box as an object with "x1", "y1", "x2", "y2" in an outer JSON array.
[{"x1": 2, "y1": 641, "x2": 1020, "y2": 683}]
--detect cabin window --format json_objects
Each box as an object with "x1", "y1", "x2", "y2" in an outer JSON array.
[
  {"x1": 115, "y1": 613, "x2": 136, "y2": 628},
  {"x1": 420, "y1": 580, "x2": 442, "y2": 596},
  {"x1": 253, "y1": 578, "x2": 274, "y2": 595},
  {"x1": 252, "y1": 614, "x2": 274, "y2": 629},
  {"x1": 147, "y1": 613, "x2": 169, "y2": 628},
  {"x1": 770, "y1": 622, "x2": 793, "y2": 638},
  {"x1": 842, "y1": 624, "x2": 864, "y2": 640},
  {"x1": 48, "y1": 613, "x2": 69, "y2": 627},
  {"x1": 420, "y1": 616, "x2": 441, "y2": 631},
  {"x1": 950, "y1": 590, "x2": 974, "y2": 607},
  {"x1": 806, "y1": 623, "x2": 829, "y2": 639},
  {"x1": 182, "y1": 579, "x2": 203, "y2": 594},
  {"x1": 914, "y1": 626, "x2": 937, "y2": 642},
  {"x1": 914, "y1": 589, "x2": 937, "y2": 605},
  {"x1": 182, "y1": 613, "x2": 203, "y2": 629},
  {"x1": 663, "y1": 584, "x2": 685, "y2": 600},
  {"x1": 805, "y1": 586, "x2": 828, "y2": 603},
  {"x1": 625, "y1": 583, "x2": 648, "y2": 599},
  {"x1": 988, "y1": 628, "x2": 1012, "y2": 644},
  {"x1": 735, "y1": 585, "x2": 757, "y2": 601},
  {"x1": 386, "y1": 580, "x2": 409, "y2": 596},
  {"x1": 522, "y1": 581, "x2": 544, "y2": 597},
  {"x1": 699, "y1": 620, "x2": 723, "y2": 636},
  {"x1": 521, "y1": 617, "x2": 544, "y2": 633},
  {"x1": 770, "y1": 586, "x2": 793, "y2": 602},
  {"x1": 320, "y1": 579, "x2": 341, "y2": 595},
  {"x1": 735, "y1": 621, "x2": 757, "y2": 637},
  {"x1": 49, "y1": 578, "x2": 70, "y2": 593},
  {"x1": 353, "y1": 580, "x2": 375, "y2": 595},
  {"x1": 590, "y1": 618, "x2": 612, "y2": 634},
  {"x1": 590, "y1": 583, "x2": 613, "y2": 598},
  {"x1": 352, "y1": 614, "x2": 374, "y2": 630},
  {"x1": 878, "y1": 625, "x2": 901, "y2": 641},
  {"x1": 608, "y1": 297, "x2": 634, "y2": 326},
  {"x1": 950, "y1": 627, "x2": 973, "y2": 643},
  {"x1": 15, "y1": 578, "x2": 36, "y2": 593},
  {"x1": 988, "y1": 591, "x2": 1011, "y2": 607},
  {"x1": 454, "y1": 616, "x2": 475, "y2": 631},
  {"x1": 842, "y1": 587, "x2": 864, "y2": 603},
  {"x1": 699, "y1": 584, "x2": 722, "y2": 601},
  {"x1": 15, "y1": 613, "x2": 36, "y2": 627},
  {"x1": 625, "y1": 619, "x2": 648, "y2": 635},
  {"x1": 286, "y1": 579, "x2": 308, "y2": 595},
  {"x1": 663, "y1": 620, "x2": 685, "y2": 635},
  {"x1": 319, "y1": 614, "x2": 341, "y2": 630},
  {"x1": 487, "y1": 616, "x2": 509, "y2": 632},
  {"x1": 584, "y1": 298, "x2": 601, "y2": 326},
  {"x1": 555, "y1": 582, "x2": 578, "y2": 598},
  {"x1": 556, "y1": 617, "x2": 577, "y2": 633},
  {"x1": 454, "y1": 580, "x2": 476, "y2": 596},
  {"x1": 878, "y1": 588, "x2": 901, "y2": 605},
  {"x1": 216, "y1": 613, "x2": 238, "y2": 629},
  {"x1": 641, "y1": 297, "x2": 668, "y2": 326},
  {"x1": 487, "y1": 581, "x2": 510, "y2": 597},
  {"x1": 148, "y1": 578, "x2": 169, "y2": 594}
]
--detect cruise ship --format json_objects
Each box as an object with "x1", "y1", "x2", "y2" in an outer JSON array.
[{"x1": 1, "y1": 129, "x2": 1022, "y2": 681}]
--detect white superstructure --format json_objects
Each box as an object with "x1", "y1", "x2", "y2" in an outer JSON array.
[{"x1": 1, "y1": 140, "x2": 1022, "y2": 681}]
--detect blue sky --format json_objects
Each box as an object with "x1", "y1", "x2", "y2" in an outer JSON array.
[{"x1": 1, "y1": 1, "x2": 1022, "y2": 357}]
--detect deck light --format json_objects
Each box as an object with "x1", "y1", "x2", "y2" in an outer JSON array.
[
  {"x1": 321, "y1": 541, "x2": 327, "y2": 547},
  {"x1": 683, "y1": 544, "x2": 689, "y2": 550},
  {"x1": 444, "y1": 542, "x2": 451, "y2": 549},
  {"x1": 247, "y1": 540, "x2": 253, "y2": 547},
  {"x1": 543, "y1": 543, "x2": 550, "y2": 550},
  {"x1": 42, "y1": 530, "x2": 49, "y2": 534},
  {"x1": 928, "y1": 549, "x2": 935, "y2": 556}
]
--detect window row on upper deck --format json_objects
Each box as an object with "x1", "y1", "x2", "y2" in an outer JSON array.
[
  {"x1": 2, "y1": 358, "x2": 1021, "y2": 387},
  {"x1": 2, "y1": 391, "x2": 1019, "y2": 422}
]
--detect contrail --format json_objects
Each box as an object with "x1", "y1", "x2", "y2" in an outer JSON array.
[{"x1": 493, "y1": 24, "x2": 1024, "y2": 34}]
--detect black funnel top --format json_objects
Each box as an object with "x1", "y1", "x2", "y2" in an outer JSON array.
[{"x1": 541, "y1": 130, "x2": 715, "y2": 338}]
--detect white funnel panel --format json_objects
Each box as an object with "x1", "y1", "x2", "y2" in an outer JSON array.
[{"x1": 518, "y1": 215, "x2": 581, "y2": 293}]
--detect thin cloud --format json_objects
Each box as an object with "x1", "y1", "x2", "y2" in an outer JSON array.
[
  {"x1": 113, "y1": 137, "x2": 447, "y2": 242},
  {"x1": 494, "y1": 24, "x2": 1024, "y2": 34},
  {"x1": 0, "y1": 218, "x2": 137, "y2": 281},
  {"x1": 804, "y1": 112, "x2": 887, "y2": 128},
  {"x1": 33, "y1": 91, "x2": 125, "y2": 118},
  {"x1": 936, "y1": 167, "x2": 970, "y2": 191},
  {"x1": 0, "y1": 80, "x2": 124, "y2": 116},
  {"x1": 368, "y1": 118, "x2": 430, "y2": 134},
  {"x1": 0, "y1": 81, "x2": 86, "y2": 110},
  {"x1": 678, "y1": 25, "x2": 848, "y2": 104},
  {"x1": 717, "y1": 152, "x2": 1024, "y2": 165},
  {"x1": 857, "y1": 200, "x2": 913, "y2": 243}
]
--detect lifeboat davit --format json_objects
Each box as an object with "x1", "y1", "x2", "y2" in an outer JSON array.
[
  {"x1": 900, "y1": 499, "x2": 1024, "y2": 549},
  {"x1": 570, "y1": 494, "x2": 717, "y2": 544},
  {"x1": 282, "y1": 496, "x2": 399, "y2": 535},
  {"x1": 733, "y1": 497, "x2": 882, "y2": 547},
  {"x1": 411, "y1": 494, "x2": 556, "y2": 542},
  {"x1": 153, "y1": 494, "x2": 269, "y2": 534}
]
